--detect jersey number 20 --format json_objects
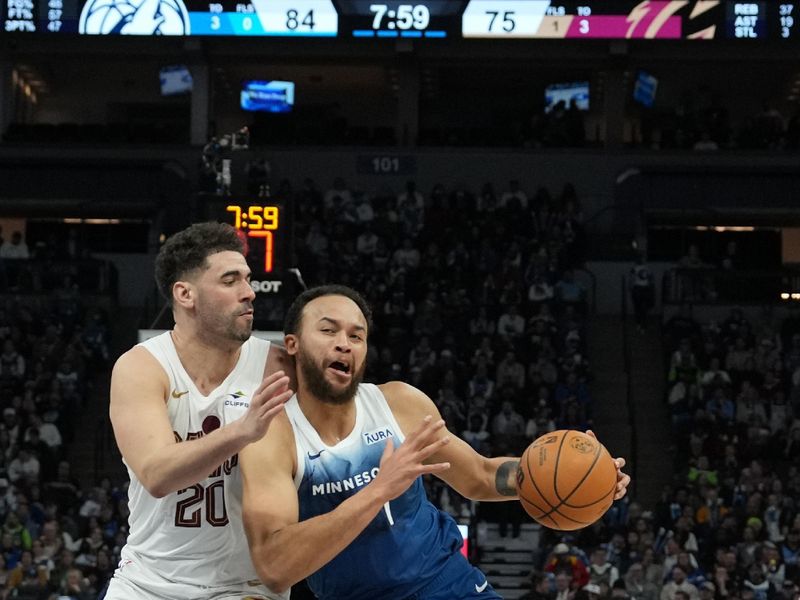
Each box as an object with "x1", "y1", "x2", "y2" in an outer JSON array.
[{"x1": 175, "y1": 481, "x2": 229, "y2": 527}]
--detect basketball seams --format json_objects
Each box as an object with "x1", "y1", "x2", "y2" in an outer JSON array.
[
  {"x1": 533, "y1": 430, "x2": 593, "y2": 527},
  {"x1": 537, "y1": 502, "x2": 593, "y2": 526},
  {"x1": 518, "y1": 494, "x2": 548, "y2": 518},
  {"x1": 525, "y1": 444, "x2": 558, "y2": 512},
  {"x1": 562, "y1": 447, "x2": 617, "y2": 508},
  {"x1": 557, "y1": 439, "x2": 603, "y2": 507},
  {"x1": 552, "y1": 430, "x2": 568, "y2": 503}
]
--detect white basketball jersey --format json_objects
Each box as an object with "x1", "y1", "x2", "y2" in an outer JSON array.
[{"x1": 113, "y1": 331, "x2": 285, "y2": 599}]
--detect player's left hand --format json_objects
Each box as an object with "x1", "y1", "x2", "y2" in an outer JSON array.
[{"x1": 586, "y1": 430, "x2": 631, "y2": 501}]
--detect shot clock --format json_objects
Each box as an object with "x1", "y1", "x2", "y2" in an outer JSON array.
[
  {"x1": 225, "y1": 204, "x2": 280, "y2": 273},
  {"x1": 203, "y1": 199, "x2": 296, "y2": 330}
]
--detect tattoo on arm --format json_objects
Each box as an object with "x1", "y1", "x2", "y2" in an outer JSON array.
[{"x1": 495, "y1": 460, "x2": 519, "y2": 497}]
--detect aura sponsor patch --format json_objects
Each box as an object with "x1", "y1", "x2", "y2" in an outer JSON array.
[{"x1": 363, "y1": 426, "x2": 393, "y2": 446}]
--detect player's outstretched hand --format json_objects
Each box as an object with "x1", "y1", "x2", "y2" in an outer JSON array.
[
  {"x1": 586, "y1": 429, "x2": 631, "y2": 501},
  {"x1": 372, "y1": 415, "x2": 451, "y2": 502},
  {"x1": 239, "y1": 370, "x2": 292, "y2": 443}
]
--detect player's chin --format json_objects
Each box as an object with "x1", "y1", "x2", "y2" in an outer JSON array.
[{"x1": 230, "y1": 323, "x2": 253, "y2": 341}]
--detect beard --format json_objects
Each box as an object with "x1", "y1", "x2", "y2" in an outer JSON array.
[
  {"x1": 297, "y1": 348, "x2": 365, "y2": 405},
  {"x1": 198, "y1": 302, "x2": 252, "y2": 343},
  {"x1": 226, "y1": 314, "x2": 253, "y2": 342}
]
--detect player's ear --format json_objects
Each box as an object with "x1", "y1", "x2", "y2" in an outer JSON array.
[
  {"x1": 284, "y1": 334, "x2": 299, "y2": 355},
  {"x1": 173, "y1": 280, "x2": 194, "y2": 309}
]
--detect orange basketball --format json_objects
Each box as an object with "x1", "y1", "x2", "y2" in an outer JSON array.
[{"x1": 516, "y1": 430, "x2": 617, "y2": 531}]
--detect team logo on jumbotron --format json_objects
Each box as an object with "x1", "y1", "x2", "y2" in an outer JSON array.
[
  {"x1": 79, "y1": 0, "x2": 190, "y2": 35},
  {"x1": 570, "y1": 436, "x2": 595, "y2": 454}
]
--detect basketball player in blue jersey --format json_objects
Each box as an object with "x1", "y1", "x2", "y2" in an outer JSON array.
[
  {"x1": 106, "y1": 222, "x2": 294, "y2": 600},
  {"x1": 240, "y1": 285, "x2": 630, "y2": 600}
]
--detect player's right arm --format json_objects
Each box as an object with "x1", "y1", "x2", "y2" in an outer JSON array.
[
  {"x1": 109, "y1": 346, "x2": 291, "y2": 498},
  {"x1": 241, "y1": 414, "x2": 450, "y2": 594}
]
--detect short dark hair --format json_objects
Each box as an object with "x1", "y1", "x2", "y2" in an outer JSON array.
[
  {"x1": 284, "y1": 284, "x2": 372, "y2": 335},
  {"x1": 154, "y1": 222, "x2": 245, "y2": 304}
]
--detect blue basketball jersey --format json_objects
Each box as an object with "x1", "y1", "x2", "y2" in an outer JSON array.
[{"x1": 285, "y1": 384, "x2": 470, "y2": 600}]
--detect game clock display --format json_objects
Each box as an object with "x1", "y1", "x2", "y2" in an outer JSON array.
[{"x1": 337, "y1": 0, "x2": 460, "y2": 38}]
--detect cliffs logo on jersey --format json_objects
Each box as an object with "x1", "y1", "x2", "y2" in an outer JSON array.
[
  {"x1": 224, "y1": 390, "x2": 249, "y2": 408},
  {"x1": 78, "y1": 0, "x2": 190, "y2": 35},
  {"x1": 363, "y1": 426, "x2": 394, "y2": 446}
]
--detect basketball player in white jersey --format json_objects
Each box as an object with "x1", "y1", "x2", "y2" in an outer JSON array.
[
  {"x1": 105, "y1": 222, "x2": 294, "y2": 600},
  {"x1": 239, "y1": 285, "x2": 630, "y2": 600}
]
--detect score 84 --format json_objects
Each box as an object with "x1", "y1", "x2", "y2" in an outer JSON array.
[{"x1": 286, "y1": 8, "x2": 315, "y2": 30}]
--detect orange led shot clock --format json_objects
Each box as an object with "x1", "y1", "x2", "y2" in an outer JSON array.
[{"x1": 225, "y1": 204, "x2": 280, "y2": 273}]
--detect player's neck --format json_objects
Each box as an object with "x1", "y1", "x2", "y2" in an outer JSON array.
[
  {"x1": 171, "y1": 325, "x2": 242, "y2": 395},
  {"x1": 296, "y1": 387, "x2": 357, "y2": 445}
]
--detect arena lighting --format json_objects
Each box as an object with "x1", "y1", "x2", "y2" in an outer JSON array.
[
  {"x1": 694, "y1": 226, "x2": 756, "y2": 232},
  {"x1": 62, "y1": 218, "x2": 121, "y2": 224}
]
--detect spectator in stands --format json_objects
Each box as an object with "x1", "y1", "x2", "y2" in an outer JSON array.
[
  {"x1": 8, "y1": 447, "x2": 39, "y2": 488},
  {"x1": 625, "y1": 562, "x2": 659, "y2": 600},
  {"x1": 492, "y1": 399, "x2": 526, "y2": 441},
  {"x1": 57, "y1": 566, "x2": 94, "y2": 599},
  {"x1": 525, "y1": 398, "x2": 557, "y2": 441},
  {"x1": 8, "y1": 549, "x2": 48, "y2": 596},
  {"x1": 408, "y1": 336, "x2": 436, "y2": 371},
  {"x1": 743, "y1": 562, "x2": 776, "y2": 600},
  {"x1": 555, "y1": 271, "x2": 585, "y2": 307},
  {"x1": 661, "y1": 565, "x2": 699, "y2": 600},
  {"x1": 0, "y1": 232, "x2": 29, "y2": 260},
  {"x1": 588, "y1": 546, "x2": 620, "y2": 591},
  {"x1": 498, "y1": 305, "x2": 526, "y2": 342},
  {"x1": 356, "y1": 224, "x2": 379, "y2": 257},
  {"x1": 521, "y1": 571, "x2": 554, "y2": 600},
  {"x1": 700, "y1": 357, "x2": 731, "y2": 389},
  {"x1": 545, "y1": 543, "x2": 590, "y2": 589},
  {"x1": 324, "y1": 177, "x2": 352, "y2": 210},
  {"x1": 462, "y1": 413, "x2": 490, "y2": 452},
  {"x1": 25, "y1": 414, "x2": 61, "y2": 454},
  {"x1": 501, "y1": 179, "x2": 529, "y2": 209},
  {"x1": 496, "y1": 351, "x2": 526, "y2": 390},
  {"x1": 630, "y1": 256, "x2": 656, "y2": 332},
  {"x1": 392, "y1": 238, "x2": 421, "y2": 271},
  {"x1": 467, "y1": 363, "x2": 495, "y2": 404},
  {"x1": 0, "y1": 341, "x2": 24, "y2": 382}
]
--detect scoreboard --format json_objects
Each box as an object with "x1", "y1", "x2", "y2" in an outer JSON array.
[{"x1": 3, "y1": 1, "x2": 797, "y2": 40}]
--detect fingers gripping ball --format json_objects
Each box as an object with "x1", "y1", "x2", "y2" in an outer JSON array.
[{"x1": 516, "y1": 430, "x2": 616, "y2": 531}]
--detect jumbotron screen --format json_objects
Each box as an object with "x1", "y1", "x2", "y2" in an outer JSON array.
[{"x1": 3, "y1": 1, "x2": 797, "y2": 41}]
